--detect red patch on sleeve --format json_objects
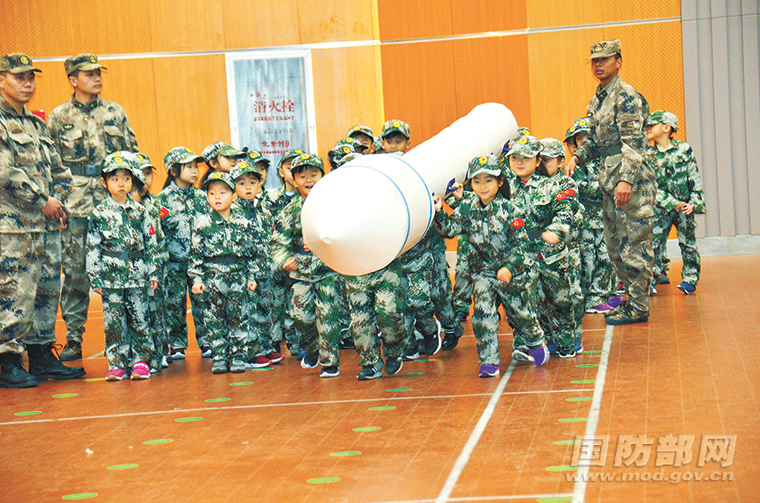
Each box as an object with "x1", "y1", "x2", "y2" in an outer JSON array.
[
  {"x1": 555, "y1": 192, "x2": 567, "y2": 201},
  {"x1": 511, "y1": 217, "x2": 524, "y2": 229},
  {"x1": 566, "y1": 188, "x2": 575, "y2": 197},
  {"x1": 159, "y1": 207, "x2": 170, "y2": 219},
  {"x1": 149, "y1": 226, "x2": 156, "y2": 236}
]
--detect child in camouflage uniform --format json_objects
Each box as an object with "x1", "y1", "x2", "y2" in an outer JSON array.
[
  {"x1": 156, "y1": 147, "x2": 209, "y2": 359},
  {"x1": 506, "y1": 136, "x2": 577, "y2": 358},
  {"x1": 271, "y1": 153, "x2": 350, "y2": 378},
  {"x1": 645, "y1": 110, "x2": 705, "y2": 294},
  {"x1": 86, "y1": 152, "x2": 158, "y2": 381},
  {"x1": 189, "y1": 171, "x2": 266, "y2": 374},
  {"x1": 433, "y1": 154, "x2": 549, "y2": 377},
  {"x1": 199, "y1": 141, "x2": 246, "y2": 188}
]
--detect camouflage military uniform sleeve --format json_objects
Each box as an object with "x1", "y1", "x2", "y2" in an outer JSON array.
[
  {"x1": 544, "y1": 180, "x2": 575, "y2": 242},
  {"x1": 141, "y1": 205, "x2": 159, "y2": 283},
  {"x1": 433, "y1": 204, "x2": 465, "y2": 238},
  {"x1": 684, "y1": 145, "x2": 706, "y2": 214},
  {"x1": 188, "y1": 213, "x2": 209, "y2": 286},
  {"x1": 571, "y1": 158, "x2": 603, "y2": 202},
  {"x1": 497, "y1": 203, "x2": 529, "y2": 276},
  {"x1": 271, "y1": 197, "x2": 302, "y2": 270},
  {"x1": 85, "y1": 209, "x2": 106, "y2": 290},
  {"x1": 0, "y1": 122, "x2": 50, "y2": 210},
  {"x1": 615, "y1": 91, "x2": 649, "y2": 186}
]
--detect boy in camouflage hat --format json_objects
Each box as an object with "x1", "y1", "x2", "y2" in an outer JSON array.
[
  {"x1": 381, "y1": 120, "x2": 411, "y2": 154},
  {"x1": 199, "y1": 141, "x2": 246, "y2": 188},
  {"x1": 48, "y1": 53, "x2": 139, "y2": 362},
  {"x1": 86, "y1": 151, "x2": 158, "y2": 381},
  {"x1": 346, "y1": 125, "x2": 375, "y2": 154},
  {"x1": 646, "y1": 110, "x2": 705, "y2": 294}
]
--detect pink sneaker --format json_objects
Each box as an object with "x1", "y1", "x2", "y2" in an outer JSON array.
[
  {"x1": 131, "y1": 362, "x2": 150, "y2": 380},
  {"x1": 105, "y1": 369, "x2": 126, "y2": 381},
  {"x1": 586, "y1": 303, "x2": 613, "y2": 314}
]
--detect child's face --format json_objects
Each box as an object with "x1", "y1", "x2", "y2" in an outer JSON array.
[
  {"x1": 102, "y1": 169, "x2": 133, "y2": 204},
  {"x1": 350, "y1": 133, "x2": 374, "y2": 154},
  {"x1": 292, "y1": 166, "x2": 323, "y2": 198},
  {"x1": 142, "y1": 167, "x2": 154, "y2": 190},
  {"x1": 217, "y1": 155, "x2": 241, "y2": 172},
  {"x1": 509, "y1": 154, "x2": 540, "y2": 181},
  {"x1": 235, "y1": 173, "x2": 262, "y2": 201},
  {"x1": 177, "y1": 161, "x2": 199, "y2": 187},
  {"x1": 382, "y1": 134, "x2": 410, "y2": 154},
  {"x1": 256, "y1": 162, "x2": 268, "y2": 186},
  {"x1": 541, "y1": 156, "x2": 564, "y2": 177},
  {"x1": 470, "y1": 173, "x2": 502, "y2": 206},
  {"x1": 207, "y1": 181, "x2": 236, "y2": 213},
  {"x1": 645, "y1": 123, "x2": 671, "y2": 142},
  {"x1": 564, "y1": 140, "x2": 577, "y2": 157},
  {"x1": 574, "y1": 132, "x2": 588, "y2": 147},
  {"x1": 279, "y1": 158, "x2": 296, "y2": 188}
]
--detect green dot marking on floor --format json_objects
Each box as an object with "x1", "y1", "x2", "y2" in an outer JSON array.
[
  {"x1": 559, "y1": 418, "x2": 588, "y2": 423},
  {"x1": 15, "y1": 411, "x2": 42, "y2": 416},
  {"x1": 584, "y1": 350, "x2": 602, "y2": 354},
  {"x1": 62, "y1": 493, "x2": 98, "y2": 500},
  {"x1": 53, "y1": 393, "x2": 79, "y2": 398},
  {"x1": 566, "y1": 397, "x2": 593, "y2": 402},
  {"x1": 369, "y1": 406, "x2": 396, "y2": 411},
  {"x1": 229, "y1": 382, "x2": 254, "y2": 386},
  {"x1": 106, "y1": 464, "x2": 138, "y2": 471},
  {"x1": 330, "y1": 451, "x2": 361, "y2": 457},
  {"x1": 553, "y1": 439, "x2": 583, "y2": 445},
  {"x1": 571, "y1": 380, "x2": 595, "y2": 384},
  {"x1": 307, "y1": 477, "x2": 340, "y2": 484},
  {"x1": 143, "y1": 439, "x2": 173, "y2": 445},
  {"x1": 576, "y1": 364, "x2": 599, "y2": 368},
  {"x1": 205, "y1": 398, "x2": 231, "y2": 403},
  {"x1": 353, "y1": 426, "x2": 382, "y2": 432},
  {"x1": 536, "y1": 497, "x2": 573, "y2": 503},
  {"x1": 175, "y1": 417, "x2": 203, "y2": 422},
  {"x1": 83, "y1": 378, "x2": 105, "y2": 382},
  {"x1": 402, "y1": 372, "x2": 424, "y2": 376},
  {"x1": 387, "y1": 388, "x2": 412, "y2": 392},
  {"x1": 416, "y1": 358, "x2": 430, "y2": 362},
  {"x1": 545, "y1": 465, "x2": 579, "y2": 472},
  {"x1": 251, "y1": 367, "x2": 273, "y2": 371}
]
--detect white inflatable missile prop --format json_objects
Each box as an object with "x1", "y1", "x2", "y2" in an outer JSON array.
[{"x1": 302, "y1": 103, "x2": 518, "y2": 276}]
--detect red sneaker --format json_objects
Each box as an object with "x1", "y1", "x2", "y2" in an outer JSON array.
[
  {"x1": 249, "y1": 356, "x2": 271, "y2": 369},
  {"x1": 267, "y1": 352, "x2": 283, "y2": 364}
]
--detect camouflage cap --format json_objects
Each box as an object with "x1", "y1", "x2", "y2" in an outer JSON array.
[
  {"x1": 65, "y1": 54, "x2": 107, "y2": 76},
  {"x1": 328, "y1": 139, "x2": 359, "y2": 167},
  {"x1": 381, "y1": 120, "x2": 410, "y2": 139},
  {"x1": 573, "y1": 117, "x2": 591, "y2": 134},
  {"x1": 202, "y1": 170, "x2": 236, "y2": 191},
  {"x1": 564, "y1": 125, "x2": 576, "y2": 143},
  {"x1": 245, "y1": 150, "x2": 271, "y2": 166},
  {"x1": 201, "y1": 141, "x2": 246, "y2": 162},
  {"x1": 290, "y1": 152, "x2": 324, "y2": 174},
  {"x1": 337, "y1": 152, "x2": 363, "y2": 168},
  {"x1": 465, "y1": 154, "x2": 502, "y2": 181},
  {"x1": 502, "y1": 126, "x2": 532, "y2": 155},
  {"x1": 102, "y1": 151, "x2": 145, "y2": 184},
  {"x1": 346, "y1": 125, "x2": 374, "y2": 139},
  {"x1": 164, "y1": 146, "x2": 203, "y2": 170},
  {"x1": 588, "y1": 39, "x2": 621, "y2": 60},
  {"x1": 0, "y1": 53, "x2": 41, "y2": 74},
  {"x1": 134, "y1": 152, "x2": 156, "y2": 170},
  {"x1": 277, "y1": 149, "x2": 305, "y2": 169},
  {"x1": 230, "y1": 160, "x2": 262, "y2": 181},
  {"x1": 647, "y1": 110, "x2": 678, "y2": 132},
  {"x1": 506, "y1": 135, "x2": 543, "y2": 158},
  {"x1": 539, "y1": 138, "x2": 565, "y2": 158}
]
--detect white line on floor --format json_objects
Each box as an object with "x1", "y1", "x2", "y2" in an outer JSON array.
[{"x1": 372, "y1": 493, "x2": 574, "y2": 502}]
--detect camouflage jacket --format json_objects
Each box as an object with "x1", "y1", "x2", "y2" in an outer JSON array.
[
  {"x1": 271, "y1": 193, "x2": 335, "y2": 282},
  {"x1": 237, "y1": 199, "x2": 278, "y2": 278},
  {"x1": 433, "y1": 192, "x2": 529, "y2": 278},
  {"x1": 646, "y1": 140, "x2": 706, "y2": 214},
  {"x1": 574, "y1": 74, "x2": 655, "y2": 204},
  {"x1": 508, "y1": 172, "x2": 575, "y2": 265},
  {"x1": 265, "y1": 187, "x2": 297, "y2": 218},
  {"x1": 188, "y1": 205, "x2": 260, "y2": 287},
  {"x1": 141, "y1": 194, "x2": 168, "y2": 264},
  {"x1": 547, "y1": 171, "x2": 584, "y2": 246},
  {"x1": 0, "y1": 95, "x2": 72, "y2": 233},
  {"x1": 86, "y1": 195, "x2": 159, "y2": 290},
  {"x1": 571, "y1": 156, "x2": 604, "y2": 205},
  {"x1": 399, "y1": 230, "x2": 433, "y2": 272},
  {"x1": 156, "y1": 181, "x2": 208, "y2": 263},
  {"x1": 48, "y1": 94, "x2": 138, "y2": 218}
]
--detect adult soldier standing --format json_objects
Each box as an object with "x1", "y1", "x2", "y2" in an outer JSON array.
[
  {"x1": 48, "y1": 54, "x2": 138, "y2": 360},
  {"x1": 0, "y1": 53, "x2": 86, "y2": 387},
  {"x1": 565, "y1": 40, "x2": 655, "y2": 325}
]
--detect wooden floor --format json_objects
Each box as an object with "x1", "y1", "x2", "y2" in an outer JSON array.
[{"x1": 2, "y1": 255, "x2": 759, "y2": 503}]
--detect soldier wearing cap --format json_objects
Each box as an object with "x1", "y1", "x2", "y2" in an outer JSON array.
[
  {"x1": 0, "y1": 53, "x2": 86, "y2": 387},
  {"x1": 565, "y1": 39, "x2": 655, "y2": 325},
  {"x1": 48, "y1": 53, "x2": 139, "y2": 361}
]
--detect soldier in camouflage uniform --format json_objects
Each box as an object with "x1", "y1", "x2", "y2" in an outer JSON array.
[
  {"x1": 433, "y1": 154, "x2": 549, "y2": 377},
  {"x1": 48, "y1": 54, "x2": 139, "y2": 361},
  {"x1": 507, "y1": 137, "x2": 577, "y2": 357},
  {"x1": 271, "y1": 153, "x2": 350, "y2": 378},
  {"x1": 86, "y1": 152, "x2": 158, "y2": 381},
  {"x1": 0, "y1": 53, "x2": 86, "y2": 388},
  {"x1": 645, "y1": 110, "x2": 705, "y2": 294},
  {"x1": 189, "y1": 172, "x2": 266, "y2": 374},
  {"x1": 566, "y1": 39, "x2": 655, "y2": 325}
]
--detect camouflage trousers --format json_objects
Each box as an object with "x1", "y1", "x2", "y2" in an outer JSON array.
[
  {"x1": 345, "y1": 261, "x2": 406, "y2": 367},
  {"x1": 431, "y1": 248, "x2": 458, "y2": 331},
  {"x1": 101, "y1": 286, "x2": 155, "y2": 370},
  {"x1": 290, "y1": 275, "x2": 350, "y2": 366},
  {"x1": 0, "y1": 232, "x2": 61, "y2": 354},
  {"x1": 60, "y1": 217, "x2": 90, "y2": 343},
  {"x1": 250, "y1": 275, "x2": 275, "y2": 354},
  {"x1": 202, "y1": 268, "x2": 254, "y2": 362},
  {"x1": 401, "y1": 256, "x2": 438, "y2": 350},
  {"x1": 452, "y1": 237, "x2": 473, "y2": 317},
  {"x1": 165, "y1": 261, "x2": 208, "y2": 351},
  {"x1": 148, "y1": 267, "x2": 169, "y2": 369},
  {"x1": 569, "y1": 248, "x2": 585, "y2": 344},
  {"x1": 579, "y1": 203, "x2": 616, "y2": 308},
  {"x1": 272, "y1": 270, "x2": 298, "y2": 350},
  {"x1": 653, "y1": 210, "x2": 700, "y2": 285},
  {"x1": 472, "y1": 271, "x2": 544, "y2": 366},
  {"x1": 602, "y1": 197, "x2": 654, "y2": 313},
  {"x1": 533, "y1": 256, "x2": 576, "y2": 350}
]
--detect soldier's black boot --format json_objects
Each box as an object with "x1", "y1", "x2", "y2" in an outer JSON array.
[
  {"x1": 27, "y1": 344, "x2": 86, "y2": 381},
  {"x1": 0, "y1": 353, "x2": 38, "y2": 388}
]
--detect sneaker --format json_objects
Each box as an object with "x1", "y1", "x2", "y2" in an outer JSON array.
[
  {"x1": 272, "y1": 340, "x2": 282, "y2": 354},
  {"x1": 357, "y1": 365, "x2": 382, "y2": 380},
  {"x1": 528, "y1": 343, "x2": 550, "y2": 367},
  {"x1": 150, "y1": 367, "x2": 159, "y2": 374},
  {"x1": 230, "y1": 359, "x2": 246, "y2": 373},
  {"x1": 267, "y1": 352, "x2": 283, "y2": 364},
  {"x1": 478, "y1": 364, "x2": 500, "y2": 378},
  {"x1": 558, "y1": 346, "x2": 577, "y2": 358},
  {"x1": 320, "y1": 366, "x2": 340, "y2": 378},
  {"x1": 250, "y1": 356, "x2": 272, "y2": 368},
  {"x1": 105, "y1": 369, "x2": 126, "y2": 382},
  {"x1": 616, "y1": 282, "x2": 625, "y2": 295},
  {"x1": 59, "y1": 340, "x2": 82, "y2": 361},
  {"x1": 401, "y1": 347, "x2": 419, "y2": 361},
  {"x1": 296, "y1": 348, "x2": 306, "y2": 360},
  {"x1": 605, "y1": 300, "x2": 626, "y2": 318},
  {"x1": 677, "y1": 282, "x2": 696, "y2": 295},
  {"x1": 200, "y1": 345, "x2": 212, "y2": 358},
  {"x1": 170, "y1": 347, "x2": 185, "y2": 360},
  {"x1": 423, "y1": 330, "x2": 442, "y2": 357},
  {"x1": 338, "y1": 338, "x2": 355, "y2": 350},
  {"x1": 384, "y1": 358, "x2": 402, "y2": 375},
  {"x1": 545, "y1": 341, "x2": 559, "y2": 356},
  {"x1": 607, "y1": 295, "x2": 623, "y2": 308},
  {"x1": 442, "y1": 323, "x2": 464, "y2": 350},
  {"x1": 586, "y1": 303, "x2": 613, "y2": 314},
  {"x1": 574, "y1": 338, "x2": 584, "y2": 354},
  {"x1": 650, "y1": 282, "x2": 657, "y2": 296},
  {"x1": 300, "y1": 352, "x2": 319, "y2": 369},
  {"x1": 212, "y1": 360, "x2": 229, "y2": 374},
  {"x1": 657, "y1": 273, "x2": 670, "y2": 284},
  {"x1": 605, "y1": 305, "x2": 649, "y2": 326},
  {"x1": 511, "y1": 346, "x2": 532, "y2": 362},
  {"x1": 161, "y1": 356, "x2": 169, "y2": 368},
  {"x1": 131, "y1": 362, "x2": 150, "y2": 380}
]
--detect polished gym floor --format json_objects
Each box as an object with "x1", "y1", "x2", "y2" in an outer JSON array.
[{"x1": 1, "y1": 255, "x2": 758, "y2": 503}]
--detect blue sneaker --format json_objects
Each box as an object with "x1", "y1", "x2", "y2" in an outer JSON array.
[
  {"x1": 528, "y1": 343, "x2": 550, "y2": 367},
  {"x1": 574, "y1": 338, "x2": 584, "y2": 354},
  {"x1": 478, "y1": 364, "x2": 499, "y2": 378},
  {"x1": 545, "y1": 340, "x2": 559, "y2": 356},
  {"x1": 677, "y1": 282, "x2": 696, "y2": 295}
]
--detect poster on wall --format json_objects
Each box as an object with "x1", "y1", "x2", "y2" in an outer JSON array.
[{"x1": 226, "y1": 50, "x2": 318, "y2": 190}]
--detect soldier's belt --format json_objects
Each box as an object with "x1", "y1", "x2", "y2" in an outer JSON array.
[
  {"x1": 599, "y1": 143, "x2": 622, "y2": 158},
  {"x1": 102, "y1": 250, "x2": 144, "y2": 260},
  {"x1": 69, "y1": 164, "x2": 102, "y2": 177},
  {"x1": 205, "y1": 255, "x2": 239, "y2": 265}
]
